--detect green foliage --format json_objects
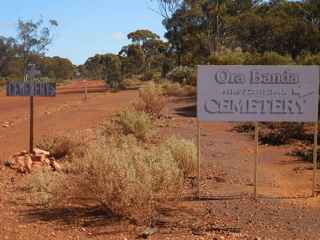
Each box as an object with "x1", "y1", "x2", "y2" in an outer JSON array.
[
  {"x1": 252, "y1": 52, "x2": 294, "y2": 65},
  {"x1": 167, "y1": 66, "x2": 195, "y2": 85},
  {"x1": 104, "y1": 54, "x2": 123, "y2": 89},
  {"x1": 298, "y1": 53, "x2": 320, "y2": 65},
  {"x1": 117, "y1": 110, "x2": 154, "y2": 141},
  {"x1": 209, "y1": 51, "x2": 249, "y2": 65}
]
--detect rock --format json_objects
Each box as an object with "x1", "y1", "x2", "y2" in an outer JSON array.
[
  {"x1": 139, "y1": 227, "x2": 158, "y2": 239},
  {"x1": 2, "y1": 122, "x2": 9, "y2": 128},
  {"x1": 24, "y1": 155, "x2": 32, "y2": 173},
  {"x1": 16, "y1": 156, "x2": 26, "y2": 173},
  {"x1": 33, "y1": 148, "x2": 50, "y2": 156},
  {"x1": 51, "y1": 160, "x2": 62, "y2": 172},
  {"x1": 31, "y1": 155, "x2": 42, "y2": 162}
]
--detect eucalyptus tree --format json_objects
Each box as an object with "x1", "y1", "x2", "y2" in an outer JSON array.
[{"x1": 16, "y1": 19, "x2": 58, "y2": 79}]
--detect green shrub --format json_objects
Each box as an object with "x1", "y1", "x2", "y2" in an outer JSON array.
[
  {"x1": 167, "y1": 66, "x2": 196, "y2": 85},
  {"x1": 209, "y1": 51, "x2": 249, "y2": 65},
  {"x1": 104, "y1": 54, "x2": 123, "y2": 89},
  {"x1": 117, "y1": 110, "x2": 154, "y2": 141},
  {"x1": 162, "y1": 137, "x2": 197, "y2": 177},
  {"x1": 252, "y1": 52, "x2": 294, "y2": 65},
  {"x1": 133, "y1": 82, "x2": 167, "y2": 117},
  {"x1": 298, "y1": 53, "x2": 320, "y2": 65}
]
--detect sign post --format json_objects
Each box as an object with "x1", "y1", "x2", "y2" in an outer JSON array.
[
  {"x1": 7, "y1": 81, "x2": 56, "y2": 153},
  {"x1": 197, "y1": 65, "x2": 319, "y2": 198}
]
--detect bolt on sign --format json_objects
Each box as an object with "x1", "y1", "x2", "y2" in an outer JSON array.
[
  {"x1": 6, "y1": 81, "x2": 56, "y2": 97},
  {"x1": 198, "y1": 66, "x2": 319, "y2": 122}
]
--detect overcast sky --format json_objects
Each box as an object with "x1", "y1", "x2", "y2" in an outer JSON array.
[{"x1": 0, "y1": 0, "x2": 165, "y2": 65}]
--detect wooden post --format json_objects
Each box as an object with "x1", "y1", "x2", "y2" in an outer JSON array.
[
  {"x1": 83, "y1": 80, "x2": 88, "y2": 101},
  {"x1": 313, "y1": 122, "x2": 318, "y2": 197},
  {"x1": 29, "y1": 96, "x2": 34, "y2": 153},
  {"x1": 254, "y1": 122, "x2": 259, "y2": 199},
  {"x1": 197, "y1": 119, "x2": 201, "y2": 199}
]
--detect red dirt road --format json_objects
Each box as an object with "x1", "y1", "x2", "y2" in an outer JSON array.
[{"x1": 0, "y1": 80, "x2": 137, "y2": 160}]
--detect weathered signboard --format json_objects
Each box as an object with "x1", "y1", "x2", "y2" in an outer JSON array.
[
  {"x1": 6, "y1": 81, "x2": 56, "y2": 97},
  {"x1": 198, "y1": 66, "x2": 319, "y2": 122}
]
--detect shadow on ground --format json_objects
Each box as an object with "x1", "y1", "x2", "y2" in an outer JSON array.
[
  {"x1": 21, "y1": 206, "x2": 121, "y2": 228},
  {"x1": 175, "y1": 104, "x2": 196, "y2": 118}
]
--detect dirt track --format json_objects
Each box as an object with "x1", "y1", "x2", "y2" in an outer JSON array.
[{"x1": 0, "y1": 80, "x2": 320, "y2": 240}]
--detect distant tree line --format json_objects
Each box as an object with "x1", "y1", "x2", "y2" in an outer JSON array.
[
  {"x1": 79, "y1": 0, "x2": 320, "y2": 88},
  {"x1": 0, "y1": 19, "x2": 75, "y2": 84}
]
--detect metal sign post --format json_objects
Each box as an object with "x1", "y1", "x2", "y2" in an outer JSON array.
[
  {"x1": 313, "y1": 122, "x2": 318, "y2": 197},
  {"x1": 254, "y1": 122, "x2": 259, "y2": 199},
  {"x1": 197, "y1": 119, "x2": 201, "y2": 199}
]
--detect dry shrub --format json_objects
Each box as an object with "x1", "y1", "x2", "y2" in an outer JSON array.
[
  {"x1": 162, "y1": 136, "x2": 197, "y2": 177},
  {"x1": 161, "y1": 81, "x2": 196, "y2": 97},
  {"x1": 291, "y1": 145, "x2": 320, "y2": 168},
  {"x1": 233, "y1": 122, "x2": 255, "y2": 134},
  {"x1": 99, "y1": 110, "x2": 154, "y2": 141},
  {"x1": 28, "y1": 134, "x2": 184, "y2": 223},
  {"x1": 36, "y1": 134, "x2": 87, "y2": 160},
  {"x1": 27, "y1": 167, "x2": 67, "y2": 206},
  {"x1": 118, "y1": 110, "x2": 154, "y2": 140},
  {"x1": 133, "y1": 82, "x2": 167, "y2": 117},
  {"x1": 259, "y1": 123, "x2": 306, "y2": 145}
]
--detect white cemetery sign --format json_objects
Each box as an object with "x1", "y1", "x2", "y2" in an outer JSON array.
[{"x1": 197, "y1": 66, "x2": 319, "y2": 122}]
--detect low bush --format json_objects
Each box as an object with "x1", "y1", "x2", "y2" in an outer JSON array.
[
  {"x1": 290, "y1": 145, "x2": 320, "y2": 168},
  {"x1": 160, "y1": 81, "x2": 196, "y2": 97},
  {"x1": 27, "y1": 167, "x2": 67, "y2": 206},
  {"x1": 209, "y1": 51, "x2": 249, "y2": 65},
  {"x1": 259, "y1": 123, "x2": 306, "y2": 145},
  {"x1": 28, "y1": 134, "x2": 184, "y2": 223},
  {"x1": 252, "y1": 52, "x2": 294, "y2": 65},
  {"x1": 162, "y1": 136, "x2": 197, "y2": 177},
  {"x1": 298, "y1": 53, "x2": 320, "y2": 65},
  {"x1": 167, "y1": 66, "x2": 196, "y2": 85},
  {"x1": 118, "y1": 110, "x2": 154, "y2": 141},
  {"x1": 133, "y1": 82, "x2": 167, "y2": 117},
  {"x1": 36, "y1": 135, "x2": 86, "y2": 160},
  {"x1": 233, "y1": 122, "x2": 255, "y2": 134}
]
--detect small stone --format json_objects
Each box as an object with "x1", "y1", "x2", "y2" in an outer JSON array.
[
  {"x1": 140, "y1": 227, "x2": 158, "y2": 239},
  {"x1": 24, "y1": 155, "x2": 32, "y2": 173},
  {"x1": 51, "y1": 160, "x2": 62, "y2": 172}
]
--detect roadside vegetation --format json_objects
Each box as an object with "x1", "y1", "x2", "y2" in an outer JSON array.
[{"x1": 27, "y1": 90, "x2": 197, "y2": 223}]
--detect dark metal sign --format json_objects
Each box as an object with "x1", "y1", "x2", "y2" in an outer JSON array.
[{"x1": 6, "y1": 81, "x2": 56, "y2": 97}]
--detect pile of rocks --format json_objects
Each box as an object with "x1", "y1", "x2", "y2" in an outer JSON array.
[{"x1": 7, "y1": 148, "x2": 61, "y2": 173}]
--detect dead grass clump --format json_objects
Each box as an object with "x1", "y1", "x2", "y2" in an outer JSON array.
[
  {"x1": 133, "y1": 82, "x2": 167, "y2": 117},
  {"x1": 36, "y1": 134, "x2": 87, "y2": 160},
  {"x1": 162, "y1": 136, "x2": 197, "y2": 177}
]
